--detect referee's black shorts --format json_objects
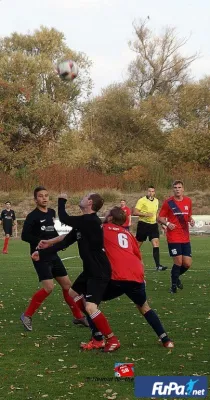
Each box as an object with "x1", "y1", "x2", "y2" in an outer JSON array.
[
  {"x1": 72, "y1": 272, "x2": 110, "y2": 306},
  {"x1": 103, "y1": 280, "x2": 146, "y2": 307},
  {"x1": 136, "y1": 221, "x2": 159, "y2": 242},
  {"x1": 32, "y1": 255, "x2": 68, "y2": 282}
]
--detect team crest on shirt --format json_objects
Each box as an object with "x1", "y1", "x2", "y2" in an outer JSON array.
[{"x1": 184, "y1": 206, "x2": 188, "y2": 210}]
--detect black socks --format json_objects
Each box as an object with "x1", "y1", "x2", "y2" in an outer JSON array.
[{"x1": 153, "y1": 247, "x2": 160, "y2": 268}]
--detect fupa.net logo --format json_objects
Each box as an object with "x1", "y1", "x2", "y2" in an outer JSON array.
[
  {"x1": 152, "y1": 379, "x2": 203, "y2": 396},
  {"x1": 135, "y1": 376, "x2": 208, "y2": 398}
]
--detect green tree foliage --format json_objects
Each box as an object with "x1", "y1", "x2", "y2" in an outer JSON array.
[
  {"x1": 81, "y1": 83, "x2": 167, "y2": 171},
  {"x1": 0, "y1": 27, "x2": 92, "y2": 171},
  {"x1": 1, "y1": 22, "x2": 210, "y2": 187},
  {"x1": 163, "y1": 80, "x2": 210, "y2": 166},
  {"x1": 51, "y1": 130, "x2": 108, "y2": 172}
]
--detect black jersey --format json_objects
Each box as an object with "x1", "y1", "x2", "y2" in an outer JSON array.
[
  {"x1": 0, "y1": 209, "x2": 16, "y2": 227},
  {"x1": 39, "y1": 198, "x2": 111, "y2": 279},
  {"x1": 21, "y1": 208, "x2": 58, "y2": 254}
]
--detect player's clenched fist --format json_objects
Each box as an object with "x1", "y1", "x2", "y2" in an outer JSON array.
[
  {"x1": 31, "y1": 251, "x2": 40, "y2": 261},
  {"x1": 59, "y1": 193, "x2": 68, "y2": 200}
]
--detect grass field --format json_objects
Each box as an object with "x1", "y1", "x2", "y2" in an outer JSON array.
[{"x1": 0, "y1": 237, "x2": 209, "y2": 400}]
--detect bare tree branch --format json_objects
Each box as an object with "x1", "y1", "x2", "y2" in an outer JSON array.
[{"x1": 128, "y1": 20, "x2": 199, "y2": 100}]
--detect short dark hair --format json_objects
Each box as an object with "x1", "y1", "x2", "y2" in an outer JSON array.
[
  {"x1": 88, "y1": 193, "x2": 104, "y2": 212},
  {"x1": 120, "y1": 199, "x2": 126, "y2": 202},
  {"x1": 34, "y1": 186, "x2": 47, "y2": 199},
  {"x1": 148, "y1": 185, "x2": 155, "y2": 189},
  {"x1": 173, "y1": 180, "x2": 184, "y2": 187},
  {"x1": 110, "y1": 206, "x2": 126, "y2": 226},
  {"x1": 5, "y1": 201, "x2": 11, "y2": 205}
]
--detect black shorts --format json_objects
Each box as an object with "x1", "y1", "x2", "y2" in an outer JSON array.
[
  {"x1": 136, "y1": 221, "x2": 159, "y2": 242},
  {"x1": 168, "y1": 242, "x2": 192, "y2": 257},
  {"x1": 103, "y1": 280, "x2": 146, "y2": 307},
  {"x1": 72, "y1": 272, "x2": 110, "y2": 305},
  {"x1": 3, "y1": 224, "x2": 13, "y2": 236},
  {"x1": 33, "y1": 255, "x2": 68, "y2": 282}
]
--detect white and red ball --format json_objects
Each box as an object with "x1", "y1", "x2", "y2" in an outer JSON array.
[{"x1": 57, "y1": 60, "x2": 78, "y2": 81}]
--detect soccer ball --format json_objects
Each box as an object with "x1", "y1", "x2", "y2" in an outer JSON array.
[{"x1": 57, "y1": 60, "x2": 78, "y2": 81}]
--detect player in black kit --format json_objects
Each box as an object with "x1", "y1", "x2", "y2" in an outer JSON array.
[
  {"x1": 34, "y1": 193, "x2": 120, "y2": 352},
  {"x1": 20, "y1": 186, "x2": 88, "y2": 331},
  {"x1": 0, "y1": 201, "x2": 16, "y2": 254}
]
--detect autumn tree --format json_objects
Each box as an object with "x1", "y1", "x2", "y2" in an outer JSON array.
[
  {"x1": 128, "y1": 20, "x2": 198, "y2": 100},
  {"x1": 0, "y1": 26, "x2": 92, "y2": 171},
  {"x1": 163, "y1": 79, "x2": 210, "y2": 166},
  {"x1": 81, "y1": 83, "x2": 167, "y2": 172}
]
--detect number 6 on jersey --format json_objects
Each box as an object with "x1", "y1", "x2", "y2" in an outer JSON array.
[{"x1": 118, "y1": 233, "x2": 129, "y2": 248}]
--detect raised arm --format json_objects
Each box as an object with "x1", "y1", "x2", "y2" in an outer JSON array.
[{"x1": 58, "y1": 197, "x2": 83, "y2": 229}]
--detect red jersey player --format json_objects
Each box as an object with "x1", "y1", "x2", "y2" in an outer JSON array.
[
  {"x1": 158, "y1": 180, "x2": 195, "y2": 293},
  {"x1": 80, "y1": 207, "x2": 173, "y2": 350},
  {"x1": 120, "y1": 200, "x2": 131, "y2": 231}
]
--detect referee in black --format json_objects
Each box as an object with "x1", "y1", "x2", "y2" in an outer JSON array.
[{"x1": 0, "y1": 201, "x2": 16, "y2": 254}]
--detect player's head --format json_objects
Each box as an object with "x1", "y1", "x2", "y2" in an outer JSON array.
[
  {"x1": 34, "y1": 186, "x2": 49, "y2": 209},
  {"x1": 147, "y1": 186, "x2": 155, "y2": 199},
  {"x1": 172, "y1": 180, "x2": 184, "y2": 198},
  {"x1": 120, "y1": 199, "x2": 126, "y2": 208},
  {"x1": 5, "y1": 201, "x2": 11, "y2": 210},
  {"x1": 79, "y1": 193, "x2": 104, "y2": 213},
  {"x1": 105, "y1": 207, "x2": 126, "y2": 226}
]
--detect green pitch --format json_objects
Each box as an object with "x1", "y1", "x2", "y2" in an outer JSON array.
[{"x1": 0, "y1": 237, "x2": 209, "y2": 400}]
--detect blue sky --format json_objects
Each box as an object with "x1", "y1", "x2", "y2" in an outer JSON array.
[{"x1": 1, "y1": 0, "x2": 209, "y2": 94}]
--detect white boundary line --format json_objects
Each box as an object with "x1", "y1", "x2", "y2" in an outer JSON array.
[
  {"x1": 62, "y1": 250, "x2": 210, "y2": 259},
  {"x1": 60, "y1": 257, "x2": 210, "y2": 272}
]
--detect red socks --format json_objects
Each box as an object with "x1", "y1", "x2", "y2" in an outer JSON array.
[
  {"x1": 3, "y1": 237, "x2": 9, "y2": 253},
  {"x1": 74, "y1": 294, "x2": 86, "y2": 313},
  {"x1": 90, "y1": 310, "x2": 113, "y2": 339},
  {"x1": 62, "y1": 289, "x2": 83, "y2": 319},
  {"x1": 24, "y1": 288, "x2": 85, "y2": 319},
  {"x1": 24, "y1": 288, "x2": 50, "y2": 317}
]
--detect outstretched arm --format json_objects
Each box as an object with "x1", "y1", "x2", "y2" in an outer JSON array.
[
  {"x1": 37, "y1": 234, "x2": 67, "y2": 249},
  {"x1": 36, "y1": 230, "x2": 77, "y2": 261}
]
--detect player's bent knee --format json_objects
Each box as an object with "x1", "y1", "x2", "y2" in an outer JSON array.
[
  {"x1": 85, "y1": 302, "x2": 98, "y2": 315},
  {"x1": 42, "y1": 283, "x2": 54, "y2": 293},
  {"x1": 183, "y1": 262, "x2": 192, "y2": 269},
  {"x1": 60, "y1": 282, "x2": 71, "y2": 291},
  {"x1": 69, "y1": 288, "x2": 79, "y2": 298},
  {"x1": 173, "y1": 256, "x2": 182, "y2": 266},
  {"x1": 137, "y1": 301, "x2": 151, "y2": 315}
]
